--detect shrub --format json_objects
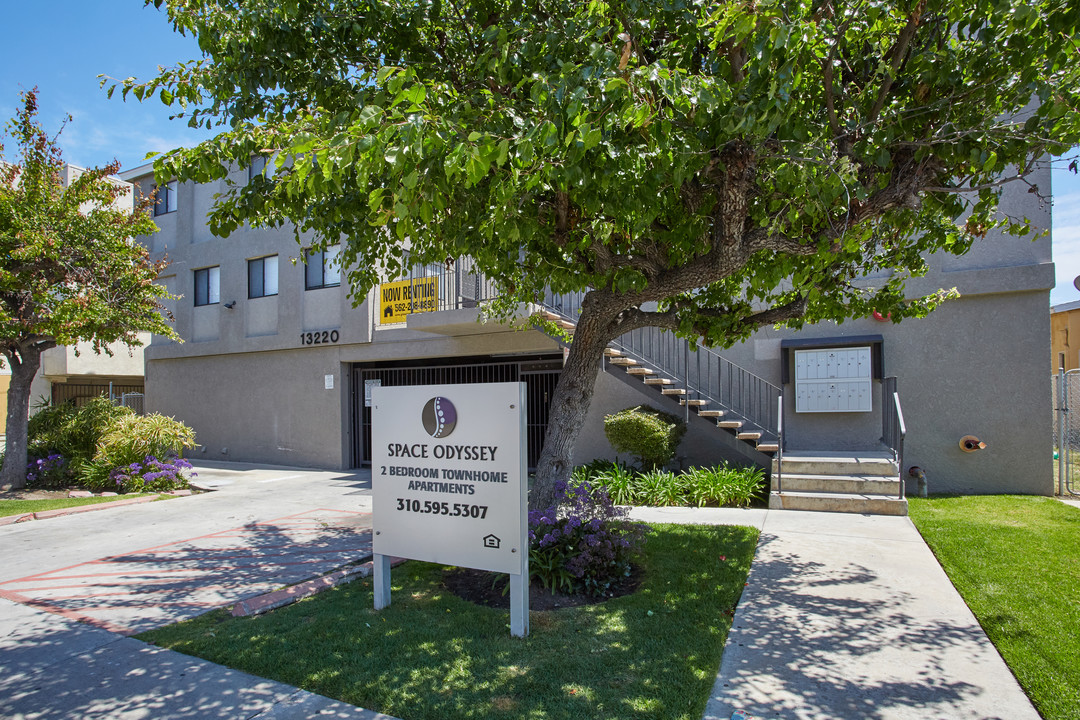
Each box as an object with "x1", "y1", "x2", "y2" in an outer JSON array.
[
  {"x1": 637, "y1": 468, "x2": 687, "y2": 506},
  {"x1": 83, "y1": 413, "x2": 197, "y2": 491},
  {"x1": 27, "y1": 396, "x2": 133, "y2": 472},
  {"x1": 603, "y1": 405, "x2": 686, "y2": 470},
  {"x1": 25, "y1": 454, "x2": 69, "y2": 488},
  {"x1": 581, "y1": 461, "x2": 767, "y2": 508},
  {"x1": 683, "y1": 465, "x2": 766, "y2": 508},
  {"x1": 590, "y1": 462, "x2": 638, "y2": 505},
  {"x1": 108, "y1": 456, "x2": 196, "y2": 493},
  {"x1": 529, "y1": 480, "x2": 649, "y2": 597}
]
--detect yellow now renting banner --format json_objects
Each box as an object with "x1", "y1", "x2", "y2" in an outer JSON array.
[{"x1": 379, "y1": 277, "x2": 439, "y2": 324}]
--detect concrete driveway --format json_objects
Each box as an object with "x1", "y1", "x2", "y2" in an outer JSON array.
[
  {"x1": 0, "y1": 461, "x2": 391, "y2": 719},
  {"x1": 0, "y1": 462, "x2": 374, "y2": 634}
]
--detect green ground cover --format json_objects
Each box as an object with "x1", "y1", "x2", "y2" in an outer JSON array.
[
  {"x1": 139, "y1": 523, "x2": 757, "y2": 720},
  {"x1": 909, "y1": 495, "x2": 1080, "y2": 720},
  {"x1": 0, "y1": 493, "x2": 158, "y2": 517}
]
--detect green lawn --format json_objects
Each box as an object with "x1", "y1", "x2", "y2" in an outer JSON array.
[
  {"x1": 139, "y1": 523, "x2": 757, "y2": 720},
  {"x1": 909, "y1": 495, "x2": 1080, "y2": 720},
  {"x1": 0, "y1": 493, "x2": 158, "y2": 517}
]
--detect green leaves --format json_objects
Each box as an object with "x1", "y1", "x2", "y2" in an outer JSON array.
[
  {"x1": 0, "y1": 88, "x2": 178, "y2": 354},
  {"x1": 124, "y1": 0, "x2": 1079, "y2": 340}
]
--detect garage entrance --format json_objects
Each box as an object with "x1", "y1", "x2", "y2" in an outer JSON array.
[{"x1": 352, "y1": 354, "x2": 562, "y2": 469}]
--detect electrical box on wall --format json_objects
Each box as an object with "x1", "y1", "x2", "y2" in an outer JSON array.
[{"x1": 794, "y1": 347, "x2": 872, "y2": 413}]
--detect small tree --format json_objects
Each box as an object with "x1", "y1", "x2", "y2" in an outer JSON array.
[
  {"x1": 122, "y1": 0, "x2": 1080, "y2": 509},
  {"x1": 0, "y1": 89, "x2": 178, "y2": 490}
]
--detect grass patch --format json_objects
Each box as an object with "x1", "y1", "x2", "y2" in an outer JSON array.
[
  {"x1": 138, "y1": 523, "x2": 757, "y2": 720},
  {"x1": 909, "y1": 495, "x2": 1080, "y2": 720},
  {"x1": 0, "y1": 493, "x2": 158, "y2": 517}
]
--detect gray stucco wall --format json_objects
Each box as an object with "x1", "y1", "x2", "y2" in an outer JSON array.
[
  {"x1": 146, "y1": 325, "x2": 562, "y2": 470},
  {"x1": 713, "y1": 289, "x2": 1052, "y2": 495}
]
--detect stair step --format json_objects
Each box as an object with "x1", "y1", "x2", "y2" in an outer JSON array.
[
  {"x1": 768, "y1": 491, "x2": 908, "y2": 516},
  {"x1": 661, "y1": 388, "x2": 687, "y2": 396},
  {"x1": 609, "y1": 357, "x2": 638, "y2": 366},
  {"x1": 643, "y1": 377, "x2": 673, "y2": 385},
  {"x1": 736, "y1": 431, "x2": 762, "y2": 441},
  {"x1": 538, "y1": 310, "x2": 562, "y2": 322},
  {"x1": 774, "y1": 473, "x2": 900, "y2": 494},
  {"x1": 718, "y1": 420, "x2": 744, "y2": 429},
  {"x1": 681, "y1": 399, "x2": 709, "y2": 407},
  {"x1": 756, "y1": 442, "x2": 779, "y2": 453},
  {"x1": 603, "y1": 348, "x2": 623, "y2": 357},
  {"x1": 697, "y1": 410, "x2": 726, "y2": 418},
  {"x1": 557, "y1": 320, "x2": 576, "y2": 330},
  {"x1": 773, "y1": 452, "x2": 898, "y2": 477},
  {"x1": 626, "y1": 367, "x2": 655, "y2": 376}
]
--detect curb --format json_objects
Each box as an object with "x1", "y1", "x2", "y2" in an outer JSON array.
[
  {"x1": 0, "y1": 494, "x2": 166, "y2": 526},
  {"x1": 231, "y1": 557, "x2": 407, "y2": 617}
]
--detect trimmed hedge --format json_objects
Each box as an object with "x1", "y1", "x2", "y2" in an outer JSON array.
[{"x1": 603, "y1": 405, "x2": 686, "y2": 469}]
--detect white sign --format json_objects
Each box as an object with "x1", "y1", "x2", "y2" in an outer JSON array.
[{"x1": 371, "y1": 382, "x2": 527, "y2": 575}]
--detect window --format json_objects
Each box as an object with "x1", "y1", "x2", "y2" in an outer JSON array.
[
  {"x1": 248, "y1": 155, "x2": 267, "y2": 182},
  {"x1": 154, "y1": 180, "x2": 178, "y2": 216},
  {"x1": 305, "y1": 245, "x2": 341, "y2": 290},
  {"x1": 248, "y1": 255, "x2": 279, "y2": 298},
  {"x1": 194, "y1": 266, "x2": 220, "y2": 306}
]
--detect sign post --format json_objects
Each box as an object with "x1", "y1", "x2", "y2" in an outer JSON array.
[{"x1": 371, "y1": 382, "x2": 529, "y2": 637}]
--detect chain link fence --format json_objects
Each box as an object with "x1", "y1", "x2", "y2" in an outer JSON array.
[{"x1": 1052, "y1": 370, "x2": 1080, "y2": 495}]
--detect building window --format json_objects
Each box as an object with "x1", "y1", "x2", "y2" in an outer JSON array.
[
  {"x1": 305, "y1": 245, "x2": 341, "y2": 290},
  {"x1": 248, "y1": 155, "x2": 267, "y2": 182},
  {"x1": 248, "y1": 255, "x2": 279, "y2": 298},
  {"x1": 194, "y1": 266, "x2": 220, "y2": 306},
  {"x1": 154, "y1": 180, "x2": 178, "y2": 216}
]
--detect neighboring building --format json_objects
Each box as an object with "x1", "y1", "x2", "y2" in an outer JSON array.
[
  {"x1": 119, "y1": 160, "x2": 1054, "y2": 499},
  {"x1": 1051, "y1": 300, "x2": 1080, "y2": 373}
]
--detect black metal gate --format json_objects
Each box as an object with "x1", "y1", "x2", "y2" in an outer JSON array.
[
  {"x1": 52, "y1": 383, "x2": 143, "y2": 407},
  {"x1": 352, "y1": 354, "x2": 562, "y2": 469}
]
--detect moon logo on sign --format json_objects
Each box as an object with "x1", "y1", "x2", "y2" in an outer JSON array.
[{"x1": 422, "y1": 397, "x2": 457, "y2": 438}]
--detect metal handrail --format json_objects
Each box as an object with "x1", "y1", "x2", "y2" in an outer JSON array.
[
  {"x1": 540, "y1": 290, "x2": 783, "y2": 442},
  {"x1": 775, "y1": 392, "x2": 784, "y2": 494},
  {"x1": 881, "y1": 376, "x2": 906, "y2": 499}
]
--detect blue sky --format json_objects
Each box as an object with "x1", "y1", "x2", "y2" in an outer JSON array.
[{"x1": 3, "y1": 0, "x2": 1079, "y2": 304}]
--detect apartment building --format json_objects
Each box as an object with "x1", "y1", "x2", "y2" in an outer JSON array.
[{"x1": 119, "y1": 160, "x2": 1054, "y2": 502}]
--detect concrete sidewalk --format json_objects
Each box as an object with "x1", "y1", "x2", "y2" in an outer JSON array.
[
  {"x1": 0, "y1": 597, "x2": 394, "y2": 719},
  {"x1": 630, "y1": 506, "x2": 1040, "y2": 720}
]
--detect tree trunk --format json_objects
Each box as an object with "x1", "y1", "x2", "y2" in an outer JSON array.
[
  {"x1": 530, "y1": 294, "x2": 615, "y2": 511},
  {"x1": 0, "y1": 347, "x2": 43, "y2": 491}
]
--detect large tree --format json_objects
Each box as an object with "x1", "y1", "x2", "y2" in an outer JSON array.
[
  {"x1": 126, "y1": 0, "x2": 1079, "y2": 509},
  {"x1": 0, "y1": 90, "x2": 178, "y2": 489}
]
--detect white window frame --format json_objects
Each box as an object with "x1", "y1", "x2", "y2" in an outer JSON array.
[
  {"x1": 248, "y1": 255, "x2": 279, "y2": 298},
  {"x1": 154, "y1": 180, "x2": 178, "y2": 216},
  {"x1": 305, "y1": 245, "x2": 341, "y2": 290},
  {"x1": 194, "y1": 266, "x2": 220, "y2": 307}
]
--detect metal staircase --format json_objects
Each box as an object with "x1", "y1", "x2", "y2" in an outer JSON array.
[{"x1": 536, "y1": 293, "x2": 781, "y2": 460}]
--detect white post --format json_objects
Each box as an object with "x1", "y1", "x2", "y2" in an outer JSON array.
[
  {"x1": 509, "y1": 381, "x2": 529, "y2": 637},
  {"x1": 510, "y1": 562, "x2": 528, "y2": 637},
  {"x1": 373, "y1": 553, "x2": 391, "y2": 610}
]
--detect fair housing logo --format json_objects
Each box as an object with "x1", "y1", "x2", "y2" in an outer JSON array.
[{"x1": 422, "y1": 396, "x2": 457, "y2": 438}]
